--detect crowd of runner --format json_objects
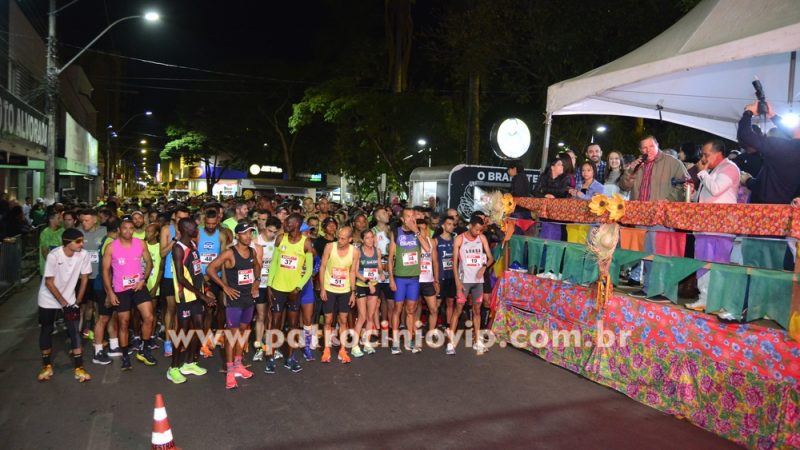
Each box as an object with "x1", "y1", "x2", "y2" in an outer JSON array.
[{"x1": 36, "y1": 194, "x2": 504, "y2": 389}]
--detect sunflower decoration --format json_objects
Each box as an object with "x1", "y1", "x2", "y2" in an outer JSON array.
[
  {"x1": 588, "y1": 194, "x2": 610, "y2": 217},
  {"x1": 501, "y1": 193, "x2": 516, "y2": 217},
  {"x1": 606, "y1": 193, "x2": 626, "y2": 221}
]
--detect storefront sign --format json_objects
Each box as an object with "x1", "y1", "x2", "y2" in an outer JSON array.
[
  {"x1": 0, "y1": 87, "x2": 48, "y2": 148},
  {"x1": 448, "y1": 165, "x2": 540, "y2": 218},
  {"x1": 64, "y1": 113, "x2": 98, "y2": 175}
]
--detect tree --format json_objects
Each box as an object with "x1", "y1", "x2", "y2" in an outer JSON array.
[{"x1": 161, "y1": 126, "x2": 237, "y2": 195}]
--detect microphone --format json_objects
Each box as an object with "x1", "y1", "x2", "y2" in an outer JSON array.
[
  {"x1": 670, "y1": 177, "x2": 692, "y2": 186},
  {"x1": 632, "y1": 154, "x2": 647, "y2": 173}
]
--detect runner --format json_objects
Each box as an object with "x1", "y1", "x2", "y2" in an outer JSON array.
[
  {"x1": 371, "y1": 208, "x2": 393, "y2": 330},
  {"x1": 75, "y1": 210, "x2": 111, "y2": 365},
  {"x1": 206, "y1": 222, "x2": 258, "y2": 389},
  {"x1": 167, "y1": 218, "x2": 215, "y2": 384},
  {"x1": 222, "y1": 200, "x2": 249, "y2": 232},
  {"x1": 417, "y1": 219, "x2": 440, "y2": 335},
  {"x1": 449, "y1": 215, "x2": 493, "y2": 355},
  {"x1": 313, "y1": 217, "x2": 337, "y2": 332},
  {"x1": 197, "y1": 208, "x2": 225, "y2": 358},
  {"x1": 159, "y1": 206, "x2": 191, "y2": 358},
  {"x1": 131, "y1": 211, "x2": 146, "y2": 240},
  {"x1": 387, "y1": 208, "x2": 430, "y2": 354},
  {"x1": 37, "y1": 228, "x2": 92, "y2": 382},
  {"x1": 102, "y1": 217, "x2": 156, "y2": 370},
  {"x1": 39, "y1": 210, "x2": 63, "y2": 276},
  {"x1": 266, "y1": 213, "x2": 314, "y2": 372},
  {"x1": 353, "y1": 229, "x2": 383, "y2": 356},
  {"x1": 434, "y1": 215, "x2": 457, "y2": 331},
  {"x1": 253, "y1": 216, "x2": 279, "y2": 361},
  {"x1": 319, "y1": 226, "x2": 359, "y2": 363},
  {"x1": 297, "y1": 222, "x2": 318, "y2": 362}
]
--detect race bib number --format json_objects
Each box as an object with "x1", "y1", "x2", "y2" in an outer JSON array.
[
  {"x1": 402, "y1": 252, "x2": 418, "y2": 266},
  {"x1": 192, "y1": 258, "x2": 202, "y2": 275},
  {"x1": 330, "y1": 267, "x2": 348, "y2": 288},
  {"x1": 442, "y1": 257, "x2": 453, "y2": 270},
  {"x1": 122, "y1": 274, "x2": 140, "y2": 288},
  {"x1": 238, "y1": 269, "x2": 254, "y2": 286},
  {"x1": 88, "y1": 251, "x2": 100, "y2": 263},
  {"x1": 364, "y1": 267, "x2": 379, "y2": 281},
  {"x1": 420, "y1": 260, "x2": 432, "y2": 274},
  {"x1": 280, "y1": 255, "x2": 299, "y2": 270},
  {"x1": 200, "y1": 253, "x2": 216, "y2": 264},
  {"x1": 466, "y1": 256, "x2": 482, "y2": 267}
]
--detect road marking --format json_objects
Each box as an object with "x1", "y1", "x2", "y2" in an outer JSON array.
[
  {"x1": 101, "y1": 365, "x2": 120, "y2": 385},
  {"x1": 86, "y1": 412, "x2": 113, "y2": 450}
]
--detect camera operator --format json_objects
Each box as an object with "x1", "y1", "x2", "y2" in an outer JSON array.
[{"x1": 737, "y1": 101, "x2": 800, "y2": 205}]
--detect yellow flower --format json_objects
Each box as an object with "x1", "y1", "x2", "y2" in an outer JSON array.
[
  {"x1": 502, "y1": 193, "x2": 516, "y2": 216},
  {"x1": 588, "y1": 194, "x2": 609, "y2": 216},
  {"x1": 606, "y1": 193, "x2": 626, "y2": 221}
]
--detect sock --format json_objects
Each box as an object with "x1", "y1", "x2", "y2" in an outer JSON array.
[
  {"x1": 110, "y1": 338, "x2": 119, "y2": 349},
  {"x1": 41, "y1": 353, "x2": 51, "y2": 366},
  {"x1": 226, "y1": 361, "x2": 234, "y2": 371},
  {"x1": 121, "y1": 346, "x2": 128, "y2": 357},
  {"x1": 73, "y1": 353, "x2": 83, "y2": 369},
  {"x1": 93, "y1": 344, "x2": 103, "y2": 353},
  {"x1": 234, "y1": 356, "x2": 242, "y2": 367}
]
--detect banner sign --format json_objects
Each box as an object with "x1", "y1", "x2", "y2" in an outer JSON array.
[{"x1": 0, "y1": 86, "x2": 48, "y2": 148}]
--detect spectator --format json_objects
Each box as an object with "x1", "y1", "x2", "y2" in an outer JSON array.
[
  {"x1": 507, "y1": 160, "x2": 531, "y2": 219},
  {"x1": 30, "y1": 200, "x2": 46, "y2": 226},
  {"x1": 557, "y1": 150, "x2": 577, "y2": 189},
  {"x1": 4, "y1": 205, "x2": 31, "y2": 238},
  {"x1": 737, "y1": 101, "x2": 800, "y2": 204},
  {"x1": 532, "y1": 154, "x2": 571, "y2": 199},
  {"x1": 603, "y1": 151, "x2": 627, "y2": 197},
  {"x1": 619, "y1": 136, "x2": 691, "y2": 201},
  {"x1": 570, "y1": 161, "x2": 604, "y2": 200},
  {"x1": 585, "y1": 144, "x2": 605, "y2": 183}
]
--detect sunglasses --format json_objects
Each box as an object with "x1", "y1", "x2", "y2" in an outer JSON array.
[{"x1": 67, "y1": 238, "x2": 84, "y2": 244}]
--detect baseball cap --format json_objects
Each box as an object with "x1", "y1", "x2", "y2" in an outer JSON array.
[
  {"x1": 234, "y1": 222, "x2": 256, "y2": 234},
  {"x1": 131, "y1": 210, "x2": 144, "y2": 217},
  {"x1": 300, "y1": 222, "x2": 310, "y2": 232}
]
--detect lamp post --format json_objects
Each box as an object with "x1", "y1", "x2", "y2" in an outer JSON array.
[
  {"x1": 106, "y1": 111, "x2": 153, "y2": 195},
  {"x1": 417, "y1": 138, "x2": 431, "y2": 167},
  {"x1": 591, "y1": 125, "x2": 607, "y2": 144},
  {"x1": 45, "y1": 1, "x2": 159, "y2": 203}
]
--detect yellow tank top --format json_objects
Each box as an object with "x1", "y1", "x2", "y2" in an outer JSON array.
[
  {"x1": 324, "y1": 244, "x2": 354, "y2": 293},
  {"x1": 271, "y1": 234, "x2": 307, "y2": 292}
]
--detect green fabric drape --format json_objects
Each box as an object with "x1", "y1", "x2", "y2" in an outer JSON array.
[
  {"x1": 741, "y1": 238, "x2": 787, "y2": 270},
  {"x1": 527, "y1": 238, "x2": 545, "y2": 273},
  {"x1": 509, "y1": 236, "x2": 527, "y2": 266},
  {"x1": 705, "y1": 264, "x2": 750, "y2": 319},
  {"x1": 543, "y1": 241, "x2": 567, "y2": 275},
  {"x1": 562, "y1": 244, "x2": 587, "y2": 283},
  {"x1": 610, "y1": 250, "x2": 649, "y2": 285},
  {"x1": 647, "y1": 255, "x2": 706, "y2": 303},
  {"x1": 582, "y1": 253, "x2": 599, "y2": 284},
  {"x1": 746, "y1": 269, "x2": 793, "y2": 329}
]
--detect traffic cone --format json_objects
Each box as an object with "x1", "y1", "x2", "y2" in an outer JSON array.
[{"x1": 151, "y1": 394, "x2": 177, "y2": 450}]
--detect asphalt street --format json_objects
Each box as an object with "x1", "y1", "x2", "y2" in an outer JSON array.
[{"x1": 0, "y1": 279, "x2": 740, "y2": 450}]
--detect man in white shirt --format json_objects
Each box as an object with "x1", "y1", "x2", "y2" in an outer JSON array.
[
  {"x1": 686, "y1": 140, "x2": 740, "y2": 313},
  {"x1": 36, "y1": 228, "x2": 93, "y2": 382}
]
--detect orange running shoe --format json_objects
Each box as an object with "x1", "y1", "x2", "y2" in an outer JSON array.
[
  {"x1": 200, "y1": 345, "x2": 213, "y2": 358},
  {"x1": 321, "y1": 347, "x2": 331, "y2": 363},
  {"x1": 338, "y1": 349, "x2": 351, "y2": 364}
]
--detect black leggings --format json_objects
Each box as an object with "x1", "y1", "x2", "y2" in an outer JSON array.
[{"x1": 39, "y1": 307, "x2": 81, "y2": 351}]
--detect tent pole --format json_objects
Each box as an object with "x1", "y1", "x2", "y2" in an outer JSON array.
[
  {"x1": 541, "y1": 112, "x2": 553, "y2": 170},
  {"x1": 788, "y1": 51, "x2": 796, "y2": 106}
]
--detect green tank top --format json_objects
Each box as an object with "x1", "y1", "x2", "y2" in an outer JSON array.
[
  {"x1": 271, "y1": 234, "x2": 307, "y2": 292},
  {"x1": 393, "y1": 227, "x2": 420, "y2": 278},
  {"x1": 324, "y1": 244, "x2": 354, "y2": 293},
  {"x1": 356, "y1": 246, "x2": 379, "y2": 287},
  {"x1": 147, "y1": 242, "x2": 161, "y2": 293}
]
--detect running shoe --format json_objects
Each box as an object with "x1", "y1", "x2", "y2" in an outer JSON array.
[
  {"x1": 200, "y1": 345, "x2": 213, "y2": 359},
  {"x1": 411, "y1": 343, "x2": 422, "y2": 354},
  {"x1": 303, "y1": 345, "x2": 315, "y2": 362},
  {"x1": 163, "y1": 340, "x2": 173, "y2": 358},
  {"x1": 363, "y1": 343, "x2": 376, "y2": 355},
  {"x1": 351, "y1": 345, "x2": 364, "y2": 358},
  {"x1": 337, "y1": 349, "x2": 351, "y2": 364},
  {"x1": 92, "y1": 350, "x2": 112, "y2": 365},
  {"x1": 180, "y1": 362, "x2": 207, "y2": 376},
  {"x1": 226, "y1": 372, "x2": 237, "y2": 390},
  {"x1": 37, "y1": 364, "x2": 54, "y2": 381},
  {"x1": 234, "y1": 364, "x2": 253, "y2": 379},
  {"x1": 107, "y1": 347, "x2": 122, "y2": 357},
  {"x1": 321, "y1": 347, "x2": 331, "y2": 363},
  {"x1": 274, "y1": 350, "x2": 284, "y2": 360},
  {"x1": 284, "y1": 359, "x2": 302, "y2": 373},
  {"x1": 252, "y1": 348, "x2": 264, "y2": 361},
  {"x1": 82, "y1": 330, "x2": 94, "y2": 341},
  {"x1": 167, "y1": 367, "x2": 187, "y2": 384},
  {"x1": 136, "y1": 349, "x2": 157, "y2": 366},
  {"x1": 131, "y1": 337, "x2": 143, "y2": 352},
  {"x1": 391, "y1": 345, "x2": 401, "y2": 355},
  {"x1": 475, "y1": 341, "x2": 487, "y2": 355},
  {"x1": 264, "y1": 358, "x2": 276, "y2": 374},
  {"x1": 446, "y1": 343, "x2": 456, "y2": 355},
  {"x1": 685, "y1": 300, "x2": 706, "y2": 312},
  {"x1": 74, "y1": 367, "x2": 91, "y2": 383},
  {"x1": 121, "y1": 355, "x2": 132, "y2": 371},
  {"x1": 148, "y1": 340, "x2": 160, "y2": 350}
]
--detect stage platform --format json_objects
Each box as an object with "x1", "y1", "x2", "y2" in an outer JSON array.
[{"x1": 491, "y1": 271, "x2": 800, "y2": 449}]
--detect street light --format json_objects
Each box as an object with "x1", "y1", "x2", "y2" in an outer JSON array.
[
  {"x1": 417, "y1": 138, "x2": 431, "y2": 168},
  {"x1": 45, "y1": 2, "x2": 160, "y2": 203},
  {"x1": 106, "y1": 111, "x2": 153, "y2": 194},
  {"x1": 591, "y1": 125, "x2": 608, "y2": 144},
  {"x1": 140, "y1": 139, "x2": 147, "y2": 144},
  {"x1": 141, "y1": 149, "x2": 147, "y2": 154}
]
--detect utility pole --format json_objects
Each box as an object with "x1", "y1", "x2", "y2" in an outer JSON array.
[{"x1": 44, "y1": 0, "x2": 58, "y2": 204}]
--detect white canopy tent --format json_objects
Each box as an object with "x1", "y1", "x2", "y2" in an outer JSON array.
[{"x1": 542, "y1": 0, "x2": 800, "y2": 168}]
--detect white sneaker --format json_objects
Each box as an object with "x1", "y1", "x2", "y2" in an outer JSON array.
[
  {"x1": 274, "y1": 350, "x2": 284, "y2": 360},
  {"x1": 717, "y1": 311, "x2": 737, "y2": 321},
  {"x1": 446, "y1": 343, "x2": 455, "y2": 355},
  {"x1": 252, "y1": 349, "x2": 264, "y2": 361},
  {"x1": 685, "y1": 299, "x2": 706, "y2": 311}
]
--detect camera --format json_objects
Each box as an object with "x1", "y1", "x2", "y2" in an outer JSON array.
[{"x1": 752, "y1": 78, "x2": 769, "y2": 115}]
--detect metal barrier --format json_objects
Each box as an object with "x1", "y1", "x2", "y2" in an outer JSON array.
[{"x1": 0, "y1": 225, "x2": 44, "y2": 300}]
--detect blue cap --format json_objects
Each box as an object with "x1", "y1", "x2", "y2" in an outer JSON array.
[{"x1": 300, "y1": 222, "x2": 310, "y2": 232}]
